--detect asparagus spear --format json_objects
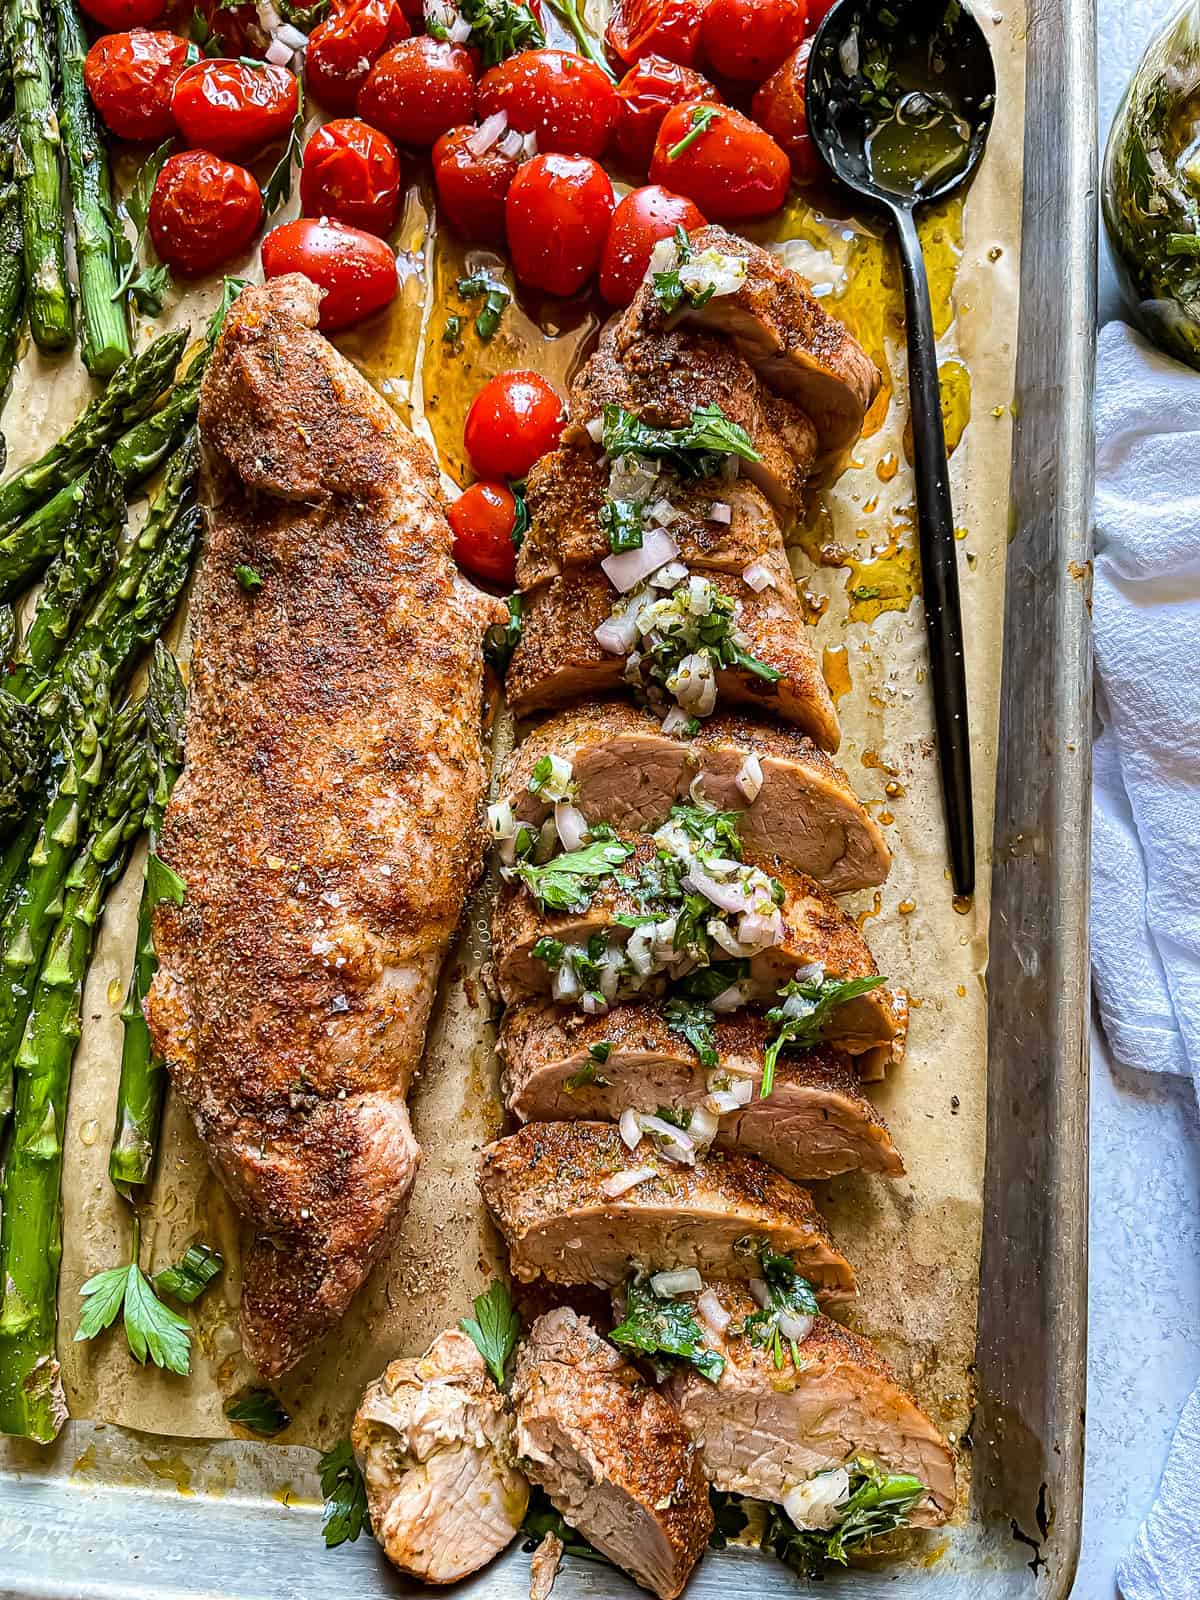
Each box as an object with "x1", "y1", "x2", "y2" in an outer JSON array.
[
  {"x1": 0, "y1": 328, "x2": 184, "y2": 540},
  {"x1": 0, "y1": 686, "x2": 40, "y2": 835},
  {"x1": 48, "y1": 0, "x2": 131, "y2": 376},
  {"x1": 109, "y1": 643, "x2": 185, "y2": 1195},
  {"x1": 0, "y1": 119, "x2": 25, "y2": 415},
  {"x1": 4, "y1": 0, "x2": 72, "y2": 351},
  {"x1": 4, "y1": 453, "x2": 122, "y2": 702},
  {"x1": 0, "y1": 708, "x2": 149, "y2": 1441},
  {"x1": 0, "y1": 600, "x2": 13, "y2": 662}
]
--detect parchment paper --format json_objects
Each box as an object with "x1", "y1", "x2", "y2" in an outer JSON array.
[{"x1": 8, "y1": 1, "x2": 1026, "y2": 1475}]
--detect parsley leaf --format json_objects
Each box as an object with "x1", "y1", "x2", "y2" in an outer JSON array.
[
  {"x1": 740, "y1": 1243, "x2": 819, "y2": 1369},
  {"x1": 75, "y1": 1224, "x2": 220, "y2": 1375},
  {"x1": 610, "y1": 1277, "x2": 725, "y2": 1381},
  {"x1": 514, "y1": 836, "x2": 634, "y2": 912},
  {"x1": 224, "y1": 1386, "x2": 291, "y2": 1436},
  {"x1": 762, "y1": 975, "x2": 888, "y2": 1096},
  {"x1": 121, "y1": 1264, "x2": 192, "y2": 1373},
  {"x1": 235, "y1": 564, "x2": 263, "y2": 593},
  {"x1": 456, "y1": 272, "x2": 511, "y2": 340},
  {"x1": 652, "y1": 225, "x2": 715, "y2": 315},
  {"x1": 675, "y1": 959, "x2": 749, "y2": 1005},
  {"x1": 114, "y1": 140, "x2": 175, "y2": 307},
  {"x1": 459, "y1": 1278, "x2": 521, "y2": 1388},
  {"x1": 153, "y1": 1243, "x2": 223, "y2": 1304},
  {"x1": 761, "y1": 1459, "x2": 925, "y2": 1575},
  {"x1": 263, "y1": 77, "x2": 306, "y2": 217},
  {"x1": 664, "y1": 997, "x2": 718, "y2": 1067},
  {"x1": 318, "y1": 1439, "x2": 370, "y2": 1548},
  {"x1": 601, "y1": 402, "x2": 761, "y2": 480},
  {"x1": 146, "y1": 851, "x2": 186, "y2": 912},
  {"x1": 129, "y1": 263, "x2": 172, "y2": 319},
  {"x1": 599, "y1": 495, "x2": 646, "y2": 553}
]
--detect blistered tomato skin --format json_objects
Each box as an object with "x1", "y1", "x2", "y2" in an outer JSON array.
[
  {"x1": 432, "y1": 127, "x2": 520, "y2": 246},
  {"x1": 171, "y1": 61, "x2": 299, "y2": 159},
  {"x1": 300, "y1": 119, "x2": 403, "y2": 235},
  {"x1": 448, "y1": 482, "x2": 519, "y2": 586},
  {"x1": 752, "y1": 41, "x2": 822, "y2": 183},
  {"x1": 305, "y1": 0, "x2": 410, "y2": 115},
  {"x1": 606, "y1": 0, "x2": 710, "y2": 68},
  {"x1": 650, "y1": 101, "x2": 790, "y2": 220},
  {"x1": 599, "y1": 185, "x2": 705, "y2": 306},
  {"x1": 464, "y1": 371, "x2": 565, "y2": 480},
  {"x1": 80, "y1": 0, "x2": 164, "y2": 25},
  {"x1": 613, "y1": 55, "x2": 719, "y2": 172},
  {"x1": 358, "y1": 39, "x2": 477, "y2": 149},
  {"x1": 477, "y1": 49, "x2": 619, "y2": 158},
  {"x1": 261, "y1": 219, "x2": 399, "y2": 331},
  {"x1": 505, "y1": 153, "x2": 615, "y2": 297},
  {"x1": 699, "y1": 0, "x2": 805, "y2": 83},
  {"x1": 149, "y1": 151, "x2": 263, "y2": 277},
  {"x1": 84, "y1": 30, "x2": 192, "y2": 144}
]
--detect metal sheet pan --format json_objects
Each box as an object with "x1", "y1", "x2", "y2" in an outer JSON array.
[{"x1": 0, "y1": 0, "x2": 1095, "y2": 1592}]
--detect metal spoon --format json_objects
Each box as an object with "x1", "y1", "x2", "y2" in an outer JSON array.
[{"x1": 805, "y1": 0, "x2": 996, "y2": 900}]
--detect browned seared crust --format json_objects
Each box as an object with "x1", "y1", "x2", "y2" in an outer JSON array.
[
  {"x1": 503, "y1": 700, "x2": 890, "y2": 892},
  {"x1": 567, "y1": 323, "x2": 818, "y2": 510},
  {"x1": 498, "y1": 999, "x2": 904, "y2": 1181},
  {"x1": 664, "y1": 1288, "x2": 956, "y2": 1524},
  {"x1": 492, "y1": 835, "x2": 897, "y2": 1053},
  {"x1": 146, "y1": 276, "x2": 504, "y2": 1378},
  {"x1": 512, "y1": 1309, "x2": 713, "y2": 1599},
  {"x1": 517, "y1": 445, "x2": 786, "y2": 590},
  {"x1": 506, "y1": 568, "x2": 841, "y2": 753},
  {"x1": 478, "y1": 1121, "x2": 856, "y2": 1299}
]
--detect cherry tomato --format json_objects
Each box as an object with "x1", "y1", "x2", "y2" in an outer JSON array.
[
  {"x1": 261, "y1": 218, "x2": 399, "y2": 331},
  {"x1": 305, "y1": 0, "x2": 410, "y2": 114},
  {"x1": 598, "y1": 184, "x2": 704, "y2": 307},
  {"x1": 752, "y1": 40, "x2": 821, "y2": 182},
  {"x1": 358, "y1": 38, "x2": 477, "y2": 149},
  {"x1": 606, "y1": 0, "x2": 710, "y2": 68},
  {"x1": 300, "y1": 119, "x2": 402, "y2": 235},
  {"x1": 464, "y1": 371, "x2": 564, "y2": 480},
  {"x1": 477, "y1": 49, "x2": 618, "y2": 159},
  {"x1": 650, "y1": 101, "x2": 789, "y2": 220},
  {"x1": 192, "y1": 0, "x2": 271, "y2": 56},
  {"x1": 448, "y1": 482, "x2": 519, "y2": 586},
  {"x1": 172, "y1": 60, "x2": 298, "y2": 159},
  {"x1": 613, "y1": 55, "x2": 719, "y2": 172},
  {"x1": 149, "y1": 150, "x2": 263, "y2": 277},
  {"x1": 804, "y1": 0, "x2": 837, "y2": 31},
  {"x1": 80, "y1": 0, "x2": 164, "y2": 25},
  {"x1": 432, "y1": 126, "x2": 519, "y2": 246},
  {"x1": 84, "y1": 30, "x2": 192, "y2": 144},
  {"x1": 699, "y1": 0, "x2": 805, "y2": 82},
  {"x1": 505, "y1": 153, "x2": 614, "y2": 297}
]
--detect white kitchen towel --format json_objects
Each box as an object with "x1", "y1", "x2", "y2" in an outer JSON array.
[{"x1": 1093, "y1": 320, "x2": 1200, "y2": 1600}]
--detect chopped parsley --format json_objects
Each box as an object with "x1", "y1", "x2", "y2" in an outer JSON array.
[
  {"x1": 739, "y1": 1243, "x2": 819, "y2": 1369},
  {"x1": 664, "y1": 997, "x2": 718, "y2": 1067},
  {"x1": 652, "y1": 226, "x2": 715, "y2": 315},
  {"x1": 762, "y1": 975, "x2": 889, "y2": 1096},
  {"x1": 761, "y1": 1459, "x2": 926, "y2": 1576},
  {"x1": 610, "y1": 1276, "x2": 725, "y2": 1382},
  {"x1": 599, "y1": 495, "x2": 645, "y2": 553},
  {"x1": 234, "y1": 565, "x2": 262, "y2": 593},
  {"x1": 483, "y1": 593, "x2": 522, "y2": 673},
  {"x1": 514, "y1": 835, "x2": 634, "y2": 913},
  {"x1": 427, "y1": 0, "x2": 544, "y2": 67},
  {"x1": 601, "y1": 403, "x2": 761, "y2": 482},
  {"x1": 564, "y1": 1058, "x2": 611, "y2": 1091},
  {"x1": 455, "y1": 271, "x2": 512, "y2": 341}
]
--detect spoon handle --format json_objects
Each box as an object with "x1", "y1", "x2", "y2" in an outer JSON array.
[{"x1": 892, "y1": 202, "x2": 975, "y2": 899}]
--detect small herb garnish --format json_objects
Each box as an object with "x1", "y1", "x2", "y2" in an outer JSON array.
[
  {"x1": 234, "y1": 565, "x2": 263, "y2": 593},
  {"x1": 483, "y1": 593, "x2": 522, "y2": 672},
  {"x1": 113, "y1": 140, "x2": 175, "y2": 311},
  {"x1": 318, "y1": 1439, "x2": 370, "y2": 1549},
  {"x1": 510, "y1": 480, "x2": 529, "y2": 548},
  {"x1": 152, "y1": 1243, "x2": 223, "y2": 1304},
  {"x1": 610, "y1": 1276, "x2": 725, "y2": 1381},
  {"x1": 263, "y1": 77, "x2": 307, "y2": 216},
  {"x1": 75, "y1": 1224, "x2": 221, "y2": 1377},
  {"x1": 761, "y1": 1460, "x2": 925, "y2": 1576},
  {"x1": 514, "y1": 836, "x2": 634, "y2": 912},
  {"x1": 565, "y1": 1058, "x2": 610, "y2": 1090},
  {"x1": 599, "y1": 496, "x2": 645, "y2": 553},
  {"x1": 739, "y1": 1243, "x2": 819, "y2": 1369},
  {"x1": 443, "y1": 314, "x2": 464, "y2": 348},
  {"x1": 522, "y1": 1487, "x2": 612, "y2": 1563},
  {"x1": 652, "y1": 225, "x2": 717, "y2": 315},
  {"x1": 428, "y1": 0, "x2": 544, "y2": 66},
  {"x1": 602, "y1": 403, "x2": 761, "y2": 480},
  {"x1": 664, "y1": 997, "x2": 718, "y2": 1067},
  {"x1": 455, "y1": 272, "x2": 511, "y2": 340},
  {"x1": 459, "y1": 1278, "x2": 521, "y2": 1388},
  {"x1": 666, "y1": 105, "x2": 722, "y2": 161},
  {"x1": 589, "y1": 1041, "x2": 612, "y2": 1064},
  {"x1": 146, "y1": 851, "x2": 186, "y2": 912},
  {"x1": 224, "y1": 1386, "x2": 291, "y2": 1437},
  {"x1": 761, "y1": 975, "x2": 888, "y2": 1097}
]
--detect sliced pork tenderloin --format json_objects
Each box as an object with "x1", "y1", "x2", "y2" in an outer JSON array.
[
  {"x1": 351, "y1": 1329, "x2": 529, "y2": 1585},
  {"x1": 511, "y1": 1308, "x2": 713, "y2": 1599},
  {"x1": 478, "y1": 1121, "x2": 856, "y2": 1299},
  {"x1": 501, "y1": 701, "x2": 890, "y2": 893},
  {"x1": 498, "y1": 1000, "x2": 904, "y2": 1181}
]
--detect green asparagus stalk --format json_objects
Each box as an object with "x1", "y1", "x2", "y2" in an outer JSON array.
[
  {"x1": 48, "y1": 0, "x2": 131, "y2": 376},
  {"x1": 4, "y1": 453, "x2": 122, "y2": 702},
  {"x1": 4, "y1": 0, "x2": 72, "y2": 351},
  {"x1": 109, "y1": 644, "x2": 185, "y2": 1194},
  {"x1": 0, "y1": 346, "x2": 202, "y2": 602},
  {"x1": 0, "y1": 686, "x2": 40, "y2": 835},
  {"x1": 0, "y1": 119, "x2": 25, "y2": 414},
  {"x1": 0, "y1": 328, "x2": 184, "y2": 540},
  {"x1": 0, "y1": 709, "x2": 149, "y2": 1441}
]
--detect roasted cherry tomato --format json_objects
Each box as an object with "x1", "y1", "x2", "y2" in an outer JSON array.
[
  {"x1": 464, "y1": 371, "x2": 564, "y2": 480},
  {"x1": 752, "y1": 40, "x2": 821, "y2": 182},
  {"x1": 300, "y1": 118, "x2": 402, "y2": 235},
  {"x1": 149, "y1": 150, "x2": 263, "y2": 277},
  {"x1": 477, "y1": 49, "x2": 618, "y2": 158},
  {"x1": 192, "y1": 0, "x2": 271, "y2": 55},
  {"x1": 80, "y1": 0, "x2": 164, "y2": 25},
  {"x1": 650, "y1": 101, "x2": 789, "y2": 220},
  {"x1": 432, "y1": 125, "x2": 520, "y2": 245},
  {"x1": 171, "y1": 60, "x2": 298, "y2": 159},
  {"x1": 505, "y1": 152, "x2": 614, "y2": 297},
  {"x1": 606, "y1": 0, "x2": 710, "y2": 68},
  {"x1": 598, "y1": 184, "x2": 704, "y2": 306},
  {"x1": 613, "y1": 55, "x2": 719, "y2": 172},
  {"x1": 84, "y1": 30, "x2": 192, "y2": 144},
  {"x1": 358, "y1": 38, "x2": 477, "y2": 149},
  {"x1": 699, "y1": 0, "x2": 805, "y2": 82},
  {"x1": 261, "y1": 218, "x2": 399, "y2": 331},
  {"x1": 804, "y1": 0, "x2": 837, "y2": 31},
  {"x1": 448, "y1": 481, "x2": 519, "y2": 586},
  {"x1": 305, "y1": 0, "x2": 410, "y2": 114}
]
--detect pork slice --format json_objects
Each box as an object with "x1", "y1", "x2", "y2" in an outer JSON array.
[
  {"x1": 502, "y1": 701, "x2": 889, "y2": 893},
  {"x1": 512, "y1": 1308, "x2": 713, "y2": 1599},
  {"x1": 478, "y1": 1121, "x2": 856, "y2": 1299},
  {"x1": 506, "y1": 569, "x2": 841, "y2": 753},
  {"x1": 491, "y1": 834, "x2": 898, "y2": 1055},
  {"x1": 499, "y1": 1000, "x2": 904, "y2": 1181},
  {"x1": 664, "y1": 1286, "x2": 956, "y2": 1525},
  {"x1": 352, "y1": 1328, "x2": 530, "y2": 1585},
  {"x1": 567, "y1": 323, "x2": 818, "y2": 510},
  {"x1": 619, "y1": 225, "x2": 881, "y2": 480},
  {"x1": 516, "y1": 445, "x2": 786, "y2": 590}
]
